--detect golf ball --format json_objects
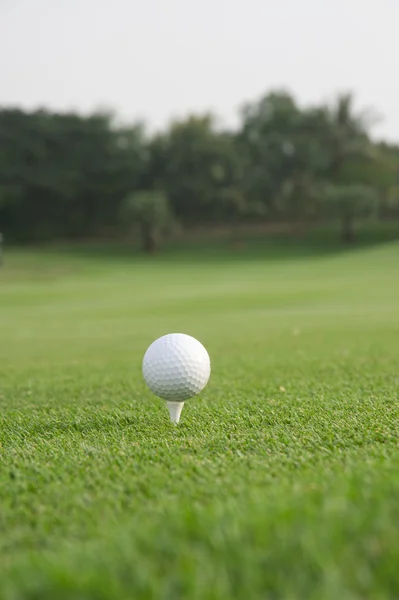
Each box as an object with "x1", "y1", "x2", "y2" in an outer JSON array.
[{"x1": 142, "y1": 333, "x2": 211, "y2": 401}]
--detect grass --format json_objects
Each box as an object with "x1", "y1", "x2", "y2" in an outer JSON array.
[{"x1": 1, "y1": 229, "x2": 399, "y2": 599}]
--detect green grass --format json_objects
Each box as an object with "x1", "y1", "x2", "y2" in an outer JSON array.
[{"x1": 1, "y1": 231, "x2": 399, "y2": 599}]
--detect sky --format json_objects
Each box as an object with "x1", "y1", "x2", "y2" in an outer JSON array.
[{"x1": 1, "y1": 0, "x2": 398, "y2": 141}]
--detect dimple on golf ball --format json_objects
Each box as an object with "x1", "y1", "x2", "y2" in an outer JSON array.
[{"x1": 142, "y1": 333, "x2": 211, "y2": 401}]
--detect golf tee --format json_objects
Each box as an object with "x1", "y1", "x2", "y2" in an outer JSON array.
[{"x1": 166, "y1": 401, "x2": 184, "y2": 424}]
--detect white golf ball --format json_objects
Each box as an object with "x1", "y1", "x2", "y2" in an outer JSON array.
[{"x1": 142, "y1": 333, "x2": 211, "y2": 401}]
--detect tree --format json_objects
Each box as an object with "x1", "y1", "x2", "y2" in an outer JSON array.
[
  {"x1": 323, "y1": 184, "x2": 379, "y2": 243},
  {"x1": 145, "y1": 115, "x2": 244, "y2": 225},
  {"x1": 0, "y1": 91, "x2": 396, "y2": 246},
  {"x1": 0, "y1": 108, "x2": 147, "y2": 241},
  {"x1": 321, "y1": 93, "x2": 377, "y2": 182},
  {"x1": 374, "y1": 143, "x2": 399, "y2": 218},
  {"x1": 120, "y1": 190, "x2": 173, "y2": 254},
  {"x1": 238, "y1": 91, "x2": 329, "y2": 221}
]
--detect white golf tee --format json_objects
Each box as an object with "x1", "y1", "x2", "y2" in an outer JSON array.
[{"x1": 166, "y1": 401, "x2": 184, "y2": 424}]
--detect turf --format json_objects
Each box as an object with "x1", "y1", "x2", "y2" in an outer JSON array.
[{"x1": 1, "y1": 232, "x2": 399, "y2": 599}]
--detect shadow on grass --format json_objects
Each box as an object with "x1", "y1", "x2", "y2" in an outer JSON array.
[{"x1": 7, "y1": 222, "x2": 399, "y2": 265}]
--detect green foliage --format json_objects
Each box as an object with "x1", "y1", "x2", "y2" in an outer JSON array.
[
  {"x1": 323, "y1": 184, "x2": 379, "y2": 242},
  {"x1": 337, "y1": 150, "x2": 397, "y2": 189},
  {"x1": 0, "y1": 109, "x2": 146, "y2": 240},
  {"x1": 384, "y1": 185, "x2": 399, "y2": 212},
  {"x1": 0, "y1": 91, "x2": 398, "y2": 246},
  {"x1": 146, "y1": 115, "x2": 244, "y2": 224},
  {"x1": 0, "y1": 184, "x2": 23, "y2": 206},
  {"x1": 121, "y1": 190, "x2": 171, "y2": 226},
  {"x1": 120, "y1": 190, "x2": 173, "y2": 253},
  {"x1": 324, "y1": 184, "x2": 379, "y2": 219},
  {"x1": 1, "y1": 239, "x2": 399, "y2": 597},
  {"x1": 323, "y1": 93, "x2": 374, "y2": 180},
  {"x1": 238, "y1": 92, "x2": 331, "y2": 219}
]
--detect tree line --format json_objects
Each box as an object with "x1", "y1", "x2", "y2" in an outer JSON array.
[{"x1": 0, "y1": 90, "x2": 398, "y2": 252}]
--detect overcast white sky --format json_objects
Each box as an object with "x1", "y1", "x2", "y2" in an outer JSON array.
[{"x1": 1, "y1": 0, "x2": 398, "y2": 140}]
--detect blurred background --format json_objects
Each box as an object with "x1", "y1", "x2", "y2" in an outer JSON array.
[{"x1": 0, "y1": 0, "x2": 399, "y2": 254}]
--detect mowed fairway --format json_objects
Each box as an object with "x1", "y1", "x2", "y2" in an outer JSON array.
[{"x1": 1, "y1": 236, "x2": 399, "y2": 599}]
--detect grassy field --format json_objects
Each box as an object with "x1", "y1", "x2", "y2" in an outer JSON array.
[{"x1": 1, "y1": 231, "x2": 399, "y2": 599}]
